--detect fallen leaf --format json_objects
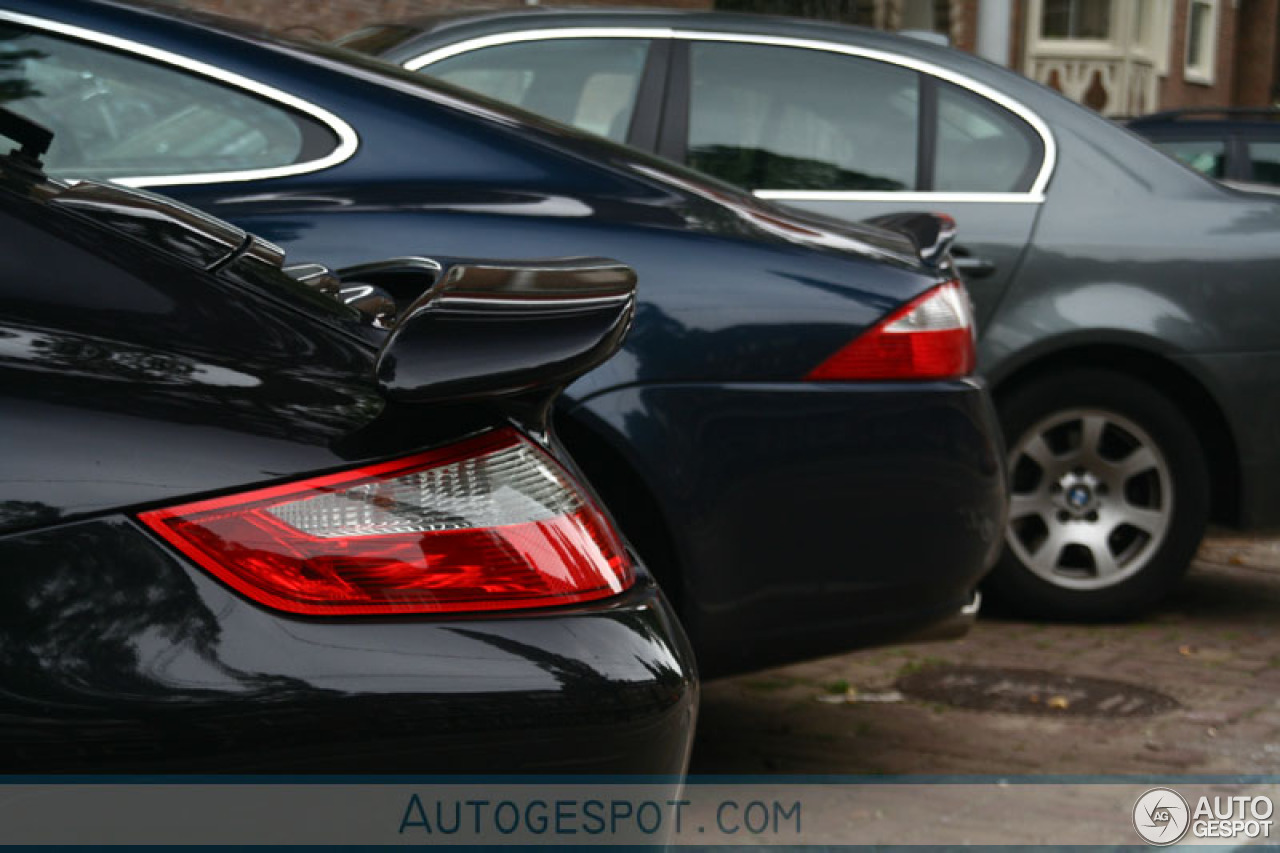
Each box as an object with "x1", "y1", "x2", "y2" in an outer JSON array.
[
  {"x1": 1178, "y1": 645, "x2": 1235, "y2": 662},
  {"x1": 815, "y1": 689, "x2": 903, "y2": 705},
  {"x1": 857, "y1": 690, "x2": 904, "y2": 704}
]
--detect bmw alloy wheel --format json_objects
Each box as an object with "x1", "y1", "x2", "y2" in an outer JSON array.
[{"x1": 1006, "y1": 408, "x2": 1173, "y2": 590}]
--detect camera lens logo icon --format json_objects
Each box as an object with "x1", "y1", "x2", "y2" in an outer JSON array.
[{"x1": 1134, "y1": 788, "x2": 1190, "y2": 845}]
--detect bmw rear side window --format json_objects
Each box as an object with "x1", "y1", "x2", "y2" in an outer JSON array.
[
  {"x1": 426, "y1": 38, "x2": 651, "y2": 143},
  {"x1": 0, "y1": 24, "x2": 337, "y2": 181},
  {"x1": 934, "y1": 82, "x2": 1040, "y2": 192}
]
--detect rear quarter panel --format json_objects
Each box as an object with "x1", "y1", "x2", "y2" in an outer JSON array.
[{"x1": 982, "y1": 100, "x2": 1280, "y2": 530}]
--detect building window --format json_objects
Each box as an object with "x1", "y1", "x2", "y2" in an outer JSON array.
[
  {"x1": 1184, "y1": 0, "x2": 1218, "y2": 84},
  {"x1": 1041, "y1": 0, "x2": 1113, "y2": 40}
]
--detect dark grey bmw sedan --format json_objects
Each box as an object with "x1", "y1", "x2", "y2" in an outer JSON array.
[{"x1": 354, "y1": 9, "x2": 1280, "y2": 620}]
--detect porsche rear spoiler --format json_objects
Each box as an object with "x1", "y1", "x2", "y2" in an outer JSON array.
[
  {"x1": 359, "y1": 257, "x2": 636, "y2": 404},
  {"x1": 863, "y1": 211, "x2": 958, "y2": 271}
]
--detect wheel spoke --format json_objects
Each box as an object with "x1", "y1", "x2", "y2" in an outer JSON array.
[
  {"x1": 1078, "y1": 415, "x2": 1106, "y2": 466},
  {"x1": 1108, "y1": 445, "x2": 1158, "y2": 481},
  {"x1": 1090, "y1": 543, "x2": 1121, "y2": 577},
  {"x1": 1113, "y1": 503, "x2": 1166, "y2": 535},
  {"x1": 1028, "y1": 526, "x2": 1066, "y2": 573},
  {"x1": 1009, "y1": 492, "x2": 1050, "y2": 521},
  {"x1": 1021, "y1": 434, "x2": 1057, "y2": 470}
]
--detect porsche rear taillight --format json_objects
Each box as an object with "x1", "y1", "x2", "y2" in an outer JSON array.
[
  {"x1": 807, "y1": 280, "x2": 976, "y2": 381},
  {"x1": 138, "y1": 429, "x2": 632, "y2": 616}
]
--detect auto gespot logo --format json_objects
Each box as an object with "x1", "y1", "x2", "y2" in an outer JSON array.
[{"x1": 1134, "y1": 787, "x2": 1274, "y2": 845}]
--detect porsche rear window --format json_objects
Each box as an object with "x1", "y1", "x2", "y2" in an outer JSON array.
[{"x1": 0, "y1": 24, "x2": 337, "y2": 181}]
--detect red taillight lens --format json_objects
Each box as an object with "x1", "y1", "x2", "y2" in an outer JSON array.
[
  {"x1": 806, "y1": 280, "x2": 976, "y2": 381},
  {"x1": 138, "y1": 429, "x2": 633, "y2": 616}
]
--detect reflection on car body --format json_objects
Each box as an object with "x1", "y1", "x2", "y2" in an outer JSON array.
[{"x1": 0, "y1": 0, "x2": 1007, "y2": 676}]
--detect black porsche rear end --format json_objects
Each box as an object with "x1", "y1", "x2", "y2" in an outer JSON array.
[{"x1": 0, "y1": 118, "x2": 696, "y2": 773}]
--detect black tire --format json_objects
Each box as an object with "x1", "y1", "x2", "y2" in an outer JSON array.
[{"x1": 988, "y1": 368, "x2": 1210, "y2": 620}]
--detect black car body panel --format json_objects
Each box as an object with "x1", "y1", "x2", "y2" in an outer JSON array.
[
  {"x1": 0, "y1": 0, "x2": 1007, "y2": 675},
  {"x1": 563, "y1": 380, "x2": 1000, "y2": 674},
  {"x1": 0, "y1": 517, "x2": 692, "y2": 773},
  {"x1": 0, "y1": 137, "x2": 696, "y2": 772}
]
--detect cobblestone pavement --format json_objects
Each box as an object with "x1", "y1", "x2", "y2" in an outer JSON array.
[{"x1": 691, "y1": 535, "x2": 1280, "y2": 774}]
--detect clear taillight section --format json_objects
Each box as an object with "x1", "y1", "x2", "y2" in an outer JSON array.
[
  {"x1": 138, "y1": 429, "x2": 633, "y2": 616},
  {"x1": 806, "y1": 280, "x2": 976, "y2": 381}
]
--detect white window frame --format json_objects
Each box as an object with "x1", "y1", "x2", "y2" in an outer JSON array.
[
  {"x1": 407, "y1": 27, "x2": 1057, "y2": 204},
  {"x1": 1183, "y1": 0, "x2": 1219, "y2": 86},
  {"x1": 0, "y1": 10, "x2": 358, "y2": 188}
]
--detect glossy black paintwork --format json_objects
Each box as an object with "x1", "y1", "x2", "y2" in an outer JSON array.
[
  {"x1": 0, "y1": 173, "x2": 376, "y2": 532},
  {"x1": 0, "y1": 159, "x2": 696, "y2": 771},
  {"x1": 0, "y1": 0, "x2": 1007, "y2": 677},
  {"x1": 51, "y1": 181, "x2": 246, "y2": 270},
  {"x1": 0, "y1": 517, "x2": 691, "y2": 772},
  {"x1": 562, "y1": 381, "x2": 1001, "y2": 675}
]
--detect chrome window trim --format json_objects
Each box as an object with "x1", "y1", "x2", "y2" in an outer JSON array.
[
  {"x1": 756, "y1": 190, "x2": 1046, "y2": 203},
  {"x1": 0, "y1": 10, "x2": 359, "y2": 188},
  {"x1": 406, "y1": 26, "x2": 1055, "y2": 201}
]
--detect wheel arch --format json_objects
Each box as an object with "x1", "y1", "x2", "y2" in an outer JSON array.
[{"x1": 990, "y1": 342, "x2": 1241, "y2": 526}]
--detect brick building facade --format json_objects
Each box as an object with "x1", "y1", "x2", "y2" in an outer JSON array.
[
  {"x1": 1014, "y1": 0, "x2": 1278, "y2": 115},
  {"x1": 1157, "y1": 0, "x2": 1238, "y2": 109},
  {"x1": 159, "y1": 0, "x2": 709, "y2": 40},
  {"x1": 161, "y1": 0, "x2": 1277, "y2": 113}
]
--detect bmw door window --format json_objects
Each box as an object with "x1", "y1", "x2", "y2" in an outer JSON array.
[
  {"x1": 934, "y1": 82, "x2": 1041, "y2": 192},
  {"x1": 0, "y1": 24, "x2": 337, "y2": 181},
  {"x1": 1151, "y1": 138, "x2": 1227, "y2": 178},
  {"x1": 426, "y1": 39, "x2": 650, "y2": 142},
  {"x1": 686, "y1": 42, "x2": 920, "y2": 191}
]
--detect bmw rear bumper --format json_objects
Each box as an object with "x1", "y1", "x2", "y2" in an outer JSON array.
[{"x1": 569, "y1": 378, "x2": 1008, "y2": 678}]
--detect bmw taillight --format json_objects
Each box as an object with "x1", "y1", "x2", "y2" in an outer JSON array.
[
  {"x1": 806, "y1": 280, "x2": 976, "y2": 381},
  {"x1": 138, "y1": 429, "x2": 632, "y2": 616}
]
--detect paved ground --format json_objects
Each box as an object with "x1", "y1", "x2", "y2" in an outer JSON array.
[{"x1": 691, "y1": 534, "x2": 1280, "y2": 774}]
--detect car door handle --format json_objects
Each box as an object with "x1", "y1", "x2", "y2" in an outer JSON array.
[{"x1": 952, "y1": 248, "x2": 997, "y2": 280}]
